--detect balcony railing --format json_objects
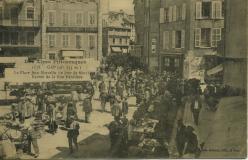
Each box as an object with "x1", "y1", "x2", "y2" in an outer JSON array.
[
  {"x1": 0, "y1": 19, "x2": 40, "y2": 27},
  {"x1": 0, "y1": 44, "x2": 40, "y2": 48},
  {"x1": 108, "y1": 31, "x2": 130, "y2": 37}
]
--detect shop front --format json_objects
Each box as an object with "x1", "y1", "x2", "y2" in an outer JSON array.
[{"x1": 161, "y1": 54, "x2": 184, "y2": 78}]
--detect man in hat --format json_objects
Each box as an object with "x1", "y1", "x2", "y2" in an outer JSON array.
[
  {"x1": 66, "y1": 102, "x2": 77, "y2": 127},
  {"x1": 18, "y1": 97, "x2": 27, "y2": 123},
  {"x1": 82, "y1": 95, "x2": 92, "y2": 123},
  {"x1": 190, "y1": 95, "x2": 202, "y2": 126},
  {"x1": 121, "y1": 97, "x2": 129, "y2": 116},
  {"x1": 67, "y1": 116, "x2": 80, "y2": 154},
  {"x1": 11, "y1": 103, "x2": 18, "y2": 121},
  {"x1": 111, "y1": 97, "x2": 122, "y2": 119}
]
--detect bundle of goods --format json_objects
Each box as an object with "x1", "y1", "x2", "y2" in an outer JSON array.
[{"x1": 138, "y1": 138, "x2": 160, "y2": 155}]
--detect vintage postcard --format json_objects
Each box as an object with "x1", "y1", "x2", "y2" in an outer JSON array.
[{"x1": 0, "y1": 0, "x2": 246, "y2": 159}]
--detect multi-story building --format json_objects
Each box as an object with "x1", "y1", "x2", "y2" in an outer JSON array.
[
  {"x1": 42, "y1": 0, "x2": 101, "y2": 60},
  {"x1": 0, "y1": 0, "x2": 41, "y2": 58},
  {"x1": 222, "y1": 0, "x2": 247, "y2": 90},
  {"x1": 132, "y1": 0, "x2": 144, "y2": 60},
  {"x1": 102, "y1": 10, "x2": 134, "y2": 57},
  {"x1": 159, "y1": 0, "x2": 224, "y2": 79},
  {"x1": 144, "y1": 0, "x2": 160, "y2": 71}
]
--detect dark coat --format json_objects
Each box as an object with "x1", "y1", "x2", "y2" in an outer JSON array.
[
  {"x1": 190, "y1": 98, "x2": 202, "y2": 112},
  {"x1": 83, "y1": 98, "x2": 92, "y2": 113}
]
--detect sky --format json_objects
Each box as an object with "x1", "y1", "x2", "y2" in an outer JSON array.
[{"x1": 109, "y1": 0, "x2": 134, "y2": 14}]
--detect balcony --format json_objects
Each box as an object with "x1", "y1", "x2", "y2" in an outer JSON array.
[
  {"x1": 0, "y1": 19, "x2": 40, "y2": 28},
  {"x1": 0, "y1": 44, "x2": 40, "y2": 48},
  {"x1": 108, "y1": 31, "x2": 130, "y2": 37},
  {"x1": 4, "y1": 0, "x2": 24, "y2": 5}
]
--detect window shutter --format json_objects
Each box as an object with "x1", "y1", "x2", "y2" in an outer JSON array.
[
  {"x1": 182, "y1": 3, "x2": 186, "y2": 20},
  {"x1": 169, "y1": 6, "x2": 172, "y2": 22},
  {"x1": 160, "y1": 8, "x2": 165, "y2": 23},
  {"x1": 216, "y1": 1, "x2": 222, "y2": 19},
  {"x1": 172, "y1": 31, "x2": 175, "y2": 48},
  {"x1": 211, "y1": 28, "x2": 216, "y2": 47},
  {"x1": 212, "y1": 1, "x2": 216, "y2": 19},
  {"x1": 173, "y1": 6, "x2": 177, "y2": 21},
  {"x1": 195, "y1": 1, "x2": 202, "y2": 19},
  {"x1": 181, "y1": 30, "x2": 185, "y2": 48},
  {"x1": 195, "y1": 28, "x2": 201, "y2": 47}
]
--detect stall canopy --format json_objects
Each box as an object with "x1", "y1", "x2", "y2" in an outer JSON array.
[
  {"x1": 207, "y1": 64, "x2": 224, "y2": 76},
  {"x1": 111, "y1": 47, "x2": 122, "y2": 53}
]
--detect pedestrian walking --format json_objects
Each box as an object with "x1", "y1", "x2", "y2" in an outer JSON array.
[
  {"x1": 176, "y1": 119, "x2": 187, "y2": 157},
  {"x1": 121, "y1": 97, "x2": 129, "y2": 116},
  {"x1": 66, "y1": 102, "x2": 77, "y2": 127},
  {"x1": 111, "y1": 97, "x2": 122, "y2": 119},
  {"x1": 67, "y1": 116, "x2": 80, "y2": 154},
  {"x1": 190, "y1": 95, "x2": 202, "y2": 125},
  {"x1": 47, "y1": 104, "x2": 57, "y2": 134},
  {"x1": 82, "y1": 95, "x2": 93, "y2": 123},
  {"x1": 28, "y1": 122, "x2": 41, "y2": 158}
]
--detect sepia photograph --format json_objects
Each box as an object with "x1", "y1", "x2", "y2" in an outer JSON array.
[{"x1": 0, "y1": 0, "x2": 247, "y2": 159}]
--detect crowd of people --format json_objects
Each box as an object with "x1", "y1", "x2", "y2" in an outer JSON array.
[{"x1": 0, "y1": 61, "x2": 233, "y2": 159}]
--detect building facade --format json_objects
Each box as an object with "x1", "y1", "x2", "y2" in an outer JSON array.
[
  {"x1": 0, "y1": 0, "x2": 41, "y2": 59},
  {"x1": 144, "y1": 0, "x2": 160, "y2": 71},
  {"x1": 42, "y1": 0, "x2": 101, "y2": 60},
  {"x1": 159, "y1": 0, "x2": 224, "y2": 79},
  {"x1": 223, "y1": 0, "x2": 247, "y2": 90},
  {"x1": 102, "y1": 10, "x2": 134, "y2": 57}
]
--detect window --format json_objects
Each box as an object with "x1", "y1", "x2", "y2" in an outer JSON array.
[
  {"x1": 222, "y1": 1, "x2": 224, "y2": 18},
  {"x1": 164, "y1": 8, "x2": 169, "y2": 22},
  {"x1": 195, "y1": 28, "x2": 211, "y2": 48},
  {"x1": 175, "y1": 58, "x2": 180, "y2": 67},
  {"x1": 4, "y1": 32, "x2": 10, "y2": 44},
  {"x1": 11, "y1": 32, "x2": 18, "y2": 45},
  {"x1": 89, "y1": 13, "x2": 96, "y2": 25},
  {"x1": 202, "y1": 2, "x2": 211, "y2": 19},
  {"x1": 145, "y1": 11, "x2": 149, "y2": 25},
  {"x1": 0, "y1": 7, "x2": 3, "y2": 25},
  {"x1": 164, "y1": 58, "x2": 170, "y2": 67},
  {"x1": 113, "y1": 38, "x2": 115, "y2": 44},
  {"x1": 120, "y1": 38, "x2": 122, "y2": 44},
  {"x1": 62, "y1": 35, "x2": 69, "y2": 48},
  {"x1": 0, "y1": 32, "x2": 3, "y2": 44},
  {"x1": 201, "y1": 28, "x2": 211, "y2": 47},
  {"x1": 76, "y1": 35, "x2": 81, "y2": 49},
  {"x1": 48, "y1": 34, "x2": 55, "y2": 48},
  {"x1": 212, "y1": 28, "x2": 221, "y2": 47},
  {"x1": 76, "y1": 13, "x2": 83, "y2": 26},
  {"x1": 27, "y1": 32, "x2": 34, "y2": 45},
  {"x1": 27, "y1": 7, "x2": 34, "y2": 19},
  {"x1": 163, "y1": 31, "x2": 169, "y2": 49},
  {"x1": 124, "y1": 38, "x2": 128, "y2": 44},
  {"x1": 177, "y1": 5, "x2": 182, "y2": 20},
  {"x1": 182, "y1": 3, "x2": 186, "y2": 20},
  {"x1": 88, "y1": 35, "x2": 95, "y2": 49},
  {"x1": 62, "y1": 12, "x2": 69, "y2": 26},
  {"x1": 175, "y1": 31, "x2": 181, "y2": 48},
  {"x1": 49, "y1": 53, "x2": 56, "y2": 60},
  {"x1": 48, "y1": 11, "x2": 55, "y2": 26}
]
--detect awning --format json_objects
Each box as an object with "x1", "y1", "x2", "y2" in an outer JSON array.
[
  {"x1": 62, "y1": 50, "x2": 86, "y2": 57},
  {"x1": 207, "y1": 64, "x2": 224, "y2": 75},
  {"x1": 111, "y1": 47, "x2": 122, "y2": 53}
]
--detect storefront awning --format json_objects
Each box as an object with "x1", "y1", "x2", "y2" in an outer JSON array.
[
  {"x1": 111, "y1": 47, "x2": 122, "y2": 53},
  {"x1": 207, "y1": 64, "x2": 223, "y2": 75}
]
